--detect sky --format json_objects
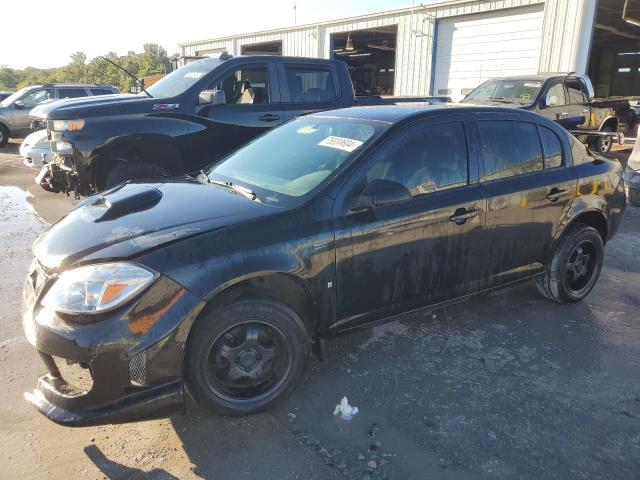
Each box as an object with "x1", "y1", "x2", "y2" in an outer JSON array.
[{"x1": 0, "y1": 0, "x2": 439, "y2": 70}]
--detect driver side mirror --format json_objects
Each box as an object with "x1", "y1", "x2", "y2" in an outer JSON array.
[
  {"x1": 543, "y1": 94, "x2": 559, "y2": 108},
  {"x1": 199, "y1": 90, "x2": 226, "y2": 106},
  {"x1": 349, "y1": 178, "x2": 411, "y2": 214},
  {"x1": 14, "y1": 100, "x2": 25, "y2": 109}
]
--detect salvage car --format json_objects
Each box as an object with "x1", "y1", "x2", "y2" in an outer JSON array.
[
  {"x1": 23, "y1": 105, "x2": 625, "y2": 426},
  {"x1": 462, "y1": 74, "x2": 634, "y2": 154},
  {"x1": 0, "y1": 83, "x2": 119, "y2": 147},
  {"x1": 20, "y1": 129, "x2": 51, "y2": 167},
  {"x1": 31, "y1": 54, "x2": 447, "y2": 197}
]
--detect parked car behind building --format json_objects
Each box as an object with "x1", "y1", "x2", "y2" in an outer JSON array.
[
  {"x1": 22, "y1": 105, "x2": 625, "y2": 426},
  {"x1": 0, "y1": 84, "x2": 119, "y2": 147}
]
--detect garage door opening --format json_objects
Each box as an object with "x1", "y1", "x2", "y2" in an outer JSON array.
[
  {"x1": 331, "y1": 26, "x2": 397, "y2": 95},
  {"x1": 241, "y1": 41, "x2": 283, "y2": 56},
  {"x1": 432, "y1": 5, "x2": 544, "y2": 102},
  {"x1": 588, "y1": 0, "x2": 640, "y2": 97}
]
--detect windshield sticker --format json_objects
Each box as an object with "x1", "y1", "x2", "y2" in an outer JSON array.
[
  {"x1": 524, "y1": 82, "x2": 542, "y2": 88},
  {"x1": 318, "y1": 136, "x2": 363, "y2": 152},
  {"x1": 153, "y1": 103, "x2": 179, "y2": 111},
  {"x1": 184, "y1": 72, "x2": 205, "y2": 79}
]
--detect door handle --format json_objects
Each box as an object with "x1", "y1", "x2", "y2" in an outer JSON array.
[
  {"x1": 259, "y1": 114, "x2": 280, "y2": 122},
  {"x1": 546, "y1": 188, "x2": 567, "y2": 202},
  {"x1": 449, "y1": 208, "x2": 479, "y2": 225}
]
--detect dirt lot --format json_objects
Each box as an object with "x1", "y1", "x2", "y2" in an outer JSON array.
[{"x1": 1, "y1": 140, "x2": 639, "y2": 479}]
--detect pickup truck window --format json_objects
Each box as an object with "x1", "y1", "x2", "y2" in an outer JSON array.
[
  {"x1": 463, "y1": 79, "x2": 541, "y2": 104},
  {"x1": 540, "y1": 126, "x2": 563, "y2": 169},
  {"x1": 284, "y1": 66, "x2": 336, "y2": 103},
  {"x1": 566, "y1": 80, "x2": 587, "y2": 104},
  {"x1": 209, "y1": 116, "x2": 385, "y2": 199},
  {"x1": 547, "y1": 82, "x2": 567, "y2": 106},
  {"x1": 146, "y1": 59, "x2": 224, "y2": 98},
  {"x1": 479, "y1": 120, "x2": 544, "y2": 181},
  {"x1": 364, "y1": 122, "x2": 468, "y2": 196},
  {"x1": 211, "y1": 67, "x2": 270, "y2": 104}
]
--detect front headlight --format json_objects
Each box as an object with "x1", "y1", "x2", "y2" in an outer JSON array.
[
  {"x1": 52, "y1": 119, "x2": 85, "y2": 132},
  {"x1": 41, "y1": 263, "x2": 156, "y2": 315}
]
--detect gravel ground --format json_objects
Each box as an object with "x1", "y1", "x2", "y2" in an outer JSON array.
[{"x1": 0, "y1": 140, "x2": 638, "y2": 479}]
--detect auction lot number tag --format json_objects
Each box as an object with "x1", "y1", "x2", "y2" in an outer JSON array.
[{"x1": 318, "y1": 136, "x2": 363, "y2": 152}]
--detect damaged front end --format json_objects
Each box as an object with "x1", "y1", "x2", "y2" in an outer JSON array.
[
  {"x1": 22, "y1": 259, "x2": 205, "y2": 427},
  {"x1": 36, "y1": 153, "x2": 83, "y2": 197}
]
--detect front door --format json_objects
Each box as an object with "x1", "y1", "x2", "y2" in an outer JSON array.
[
  {"x1": 191, "y1": 63, "x2": 283, "y2": 169},
  {"x1": 332, "y1": 118, "x2": 485, "y2": 331},
  {"x1": 13, "y1": 88, "x2": 54, "y2": 136}
]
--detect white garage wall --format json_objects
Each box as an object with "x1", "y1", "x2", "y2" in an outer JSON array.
[
  {"x1": 433, "y1": 5, "x2": 545, "y2": 101},
  {"x1": 180, "y1": 0, "x2": 549, "y2": 96}
]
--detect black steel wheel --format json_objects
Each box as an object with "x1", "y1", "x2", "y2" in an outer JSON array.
[
  {"x1": 536, "y1": 224, "x2": 604, "y2": 303},
  {"x1": 595, "y1": 126, "x2": 614, "y2": 154},
  {"x1": 186, "y1": 298, "x2": 308, "y2": 415}
]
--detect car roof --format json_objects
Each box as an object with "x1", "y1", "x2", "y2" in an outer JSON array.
[{"x1": 309, "y1": 104, "x2": 544, "y2": 124}]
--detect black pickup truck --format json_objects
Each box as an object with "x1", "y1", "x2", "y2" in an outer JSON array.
[
  {"x1": 33, "y1": 55, "x2": 447, "y2": 197},
  {"x1": 462, "y1": 74, "x2": 634, "y2": 154}
]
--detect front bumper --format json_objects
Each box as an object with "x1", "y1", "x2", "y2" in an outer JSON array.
[{"x1": 22, "y1": 263, "x2": 205, "y2": 427}]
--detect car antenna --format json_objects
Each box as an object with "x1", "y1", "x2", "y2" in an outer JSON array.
[{"x1": 99, "y1": 56, "x2": 153, "y2": 98}]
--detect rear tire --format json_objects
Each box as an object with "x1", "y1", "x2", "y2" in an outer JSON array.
[
  {"x1": 536, "y1": 224, "x2": 604, "y2": 303},
  {"x1": 186, "y1": 298, "x2": 308, "y2": 416},
  {"x1": 0, "y1": 124, "x2": 9, "y2": 148},
  {"x1": 103, "y1": 161, "x2": 169, "y2": 190}
]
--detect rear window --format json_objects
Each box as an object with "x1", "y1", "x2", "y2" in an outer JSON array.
[
  {"x1": 539, "y1": 126, "x2": 563, "y2": 169},
  {"x1": 284, "y1": 66, "x2": 336, "y2": 103},
  {"x1": 479, "y1": 121, "x2": 544, "y2": 181}
]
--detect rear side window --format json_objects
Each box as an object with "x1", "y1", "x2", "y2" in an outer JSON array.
[
  {"x1": 364, "y1": 122, "x2": 468, "y2": 196},
  {"x1": 479, "y1": 120, "x2": 544, "y2": 181},
  {"x1": 91, "y1": 88, "x2": 115, "y2": 96},
  {"x1": 566, "y1": 80, "x2": 587, "y2": 104},
  {"x1": 539, "y1": 126, "x2": 563, "y2": 169},
  {"x1": 284, "y1": 66, "x2": 336, "y2": 103},
  {"x1": 59, "y1": 88, "x2": 88, "y2": 99}
]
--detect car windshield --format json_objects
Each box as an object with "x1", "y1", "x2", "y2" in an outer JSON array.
[
  {"x1": 0, "y1": 87, "x2": 31, "y2": 107},
  {"x1": 463, "y1": 79, "x2": 542, "y2": 104},
  {"x1": 145, "y1": 59, "x2": 222, "y2": 98},
  {"x1": 208, "y1": 116, "x2": 388, "y2": 203}
]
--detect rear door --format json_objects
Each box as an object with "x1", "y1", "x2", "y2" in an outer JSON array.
[
  {"x1": 332, "y1": 116, "x2": 485, "y2": 331},
  {"x1": 194, "y1": 62, "x2": 283, "y2": 165},
  {"x1": 278, "y1": 62, "x2": 343, "y2": 121},
  {"x1": 476, "y1": 114, "x2": 576, "y2": 287}
]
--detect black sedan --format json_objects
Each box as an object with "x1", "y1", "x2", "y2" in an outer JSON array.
[{"x1": 22, "y1": 105, "x2": 626, "y2": 426}]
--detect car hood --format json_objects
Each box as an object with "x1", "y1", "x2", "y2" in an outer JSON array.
[
  {"x1": 29, "y1": 93, "x2": 158, "y2": 120},
  {"x1": 33, "y1": 177, "x2": 278, "y2": 271}
]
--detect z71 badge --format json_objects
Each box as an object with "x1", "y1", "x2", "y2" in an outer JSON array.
[{"x1": 153, "y1": 103, "x2": 180, "y2": 111}]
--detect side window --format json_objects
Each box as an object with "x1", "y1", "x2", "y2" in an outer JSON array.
[
  {"x1": 539, "y1": 126, "x2": 563, "y2": 169},
  {"x1": 479, "y1": 121, "x2": 544, "y2": 181},
  {"x1": 91, "y1": 88, "x2": 114, "y2": 96},
  {"x1": 21, "y1": 89, "x2": 54, "y2": 107},
  {"x1": 58, "y1": 88, "x2": 89, "y2": 99},
  {"x1": 364, "y1": 122, "x2": 468, "y2": 197},
  {"x1": 284, "y1": 66, "x2": 336, "y2": 103},
  {"x1": 565, "y1": 80, "x2": 587, "y2": 104},
  {"x1": 210, "y1": 66, "x2": 270, "y2": 105},
  {"x1": 547, "y1": 82, "x2": 567, "y2": 106}
]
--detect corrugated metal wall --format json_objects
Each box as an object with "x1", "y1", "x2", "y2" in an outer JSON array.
[{"x1": 181, "y1": 0, "x2": 589, "y2": 96}]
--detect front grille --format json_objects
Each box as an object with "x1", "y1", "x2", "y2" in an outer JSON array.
[
  {"x1": 129, "y1": 350, "x2": 147, "y2": 386},
  {"x1": 38, "y1": 352, "x2": 94, "y2": 394}
]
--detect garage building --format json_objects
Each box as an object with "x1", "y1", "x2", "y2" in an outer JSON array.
[{"x1": 179, "y1": 0, "x2": 640, "y2": 101}]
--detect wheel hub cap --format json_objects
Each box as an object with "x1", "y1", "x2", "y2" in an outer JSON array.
[{"x1": 237, "y1": 348, "x2": 260, "y2": 371}]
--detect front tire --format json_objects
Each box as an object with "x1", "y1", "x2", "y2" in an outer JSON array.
[
  {"x1": 536, "y1": 224, "x2": 604, "y2": 303},
  {"x1": 186, "y1": 298, "x2": 309, "y2": 415},
  {"x1": 103, "y1": 161, "x2": 169, "y2": 190},
  {"x1": 0, "y1": 124, "x2": 9, "y2": 148}
]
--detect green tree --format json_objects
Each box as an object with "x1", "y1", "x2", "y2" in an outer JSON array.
[
  {"x1": 65, "y1": 51, "x2": 87, "y2": 83},
  {"x1": 138, "y1": 43, "x2": 169, "y2": 77}
]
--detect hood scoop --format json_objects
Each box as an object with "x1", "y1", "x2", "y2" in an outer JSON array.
[{"x1": 92, "y1": 185, "x2": 162, "y2": 222}]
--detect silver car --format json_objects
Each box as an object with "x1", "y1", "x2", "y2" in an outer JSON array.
[
  {"x1": 0, "y1": 83, "x2": 118, "y2": 147},
  {"x1": 20, "y1": 129, "x2": 51, "y2": 167}
]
